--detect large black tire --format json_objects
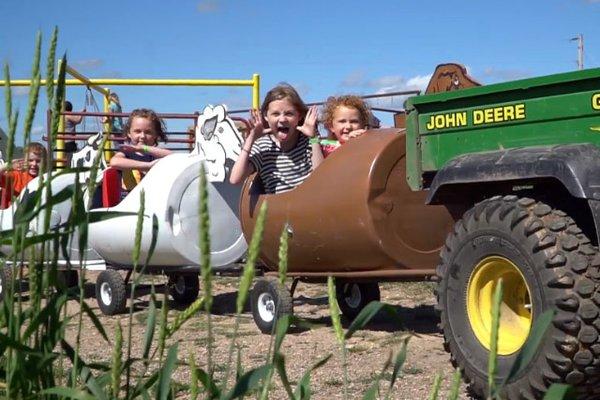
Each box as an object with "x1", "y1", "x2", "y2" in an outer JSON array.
[
  {"x1": 251, "y1": 278, "x2": 293, "y2": 334},
  {"x1": 95, "y1": 270, "x2": 127, "y2": 315},
  {"x1": 168, "y1": 274, "x2": 200, "y2": 305},
  {"x1": 336, "y1": 281, "x2": 380, "y2": 321},
  {"x1": 437, "y1": 195, "x2": 600, "y2": 399}
]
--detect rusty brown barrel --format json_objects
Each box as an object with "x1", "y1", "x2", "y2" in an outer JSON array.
[{"x1": 239, "y1": 129, "x2": 455, "y2": 279}]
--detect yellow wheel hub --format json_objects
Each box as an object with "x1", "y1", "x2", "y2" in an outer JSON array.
[{"x1": 467, "y1": 256, "x2": 533, "y2": 355}]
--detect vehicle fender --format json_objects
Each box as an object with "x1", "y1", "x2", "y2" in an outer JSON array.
[{"x1": 426, "y1": 143, "x2": 600, "y2": 204}]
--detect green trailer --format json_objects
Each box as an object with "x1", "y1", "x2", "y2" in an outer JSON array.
[{"x1": 405, "y1": 67, "x2": 600, "y2": 399}]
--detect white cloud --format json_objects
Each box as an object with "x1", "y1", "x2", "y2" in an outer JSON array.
[
  {"x1": 406, "y1": 74, "x2": 432, "y2": 91},
  {"x1": 198, "y1": 0, "x2": 219, "y2": 13},
  {"x1": 32, "y1": 125, "x2": 44, "y2": 135}
]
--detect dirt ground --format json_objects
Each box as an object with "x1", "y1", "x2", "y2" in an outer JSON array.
[{"x1": 63, "y1": 271, "x2": 473, "y2": 399}]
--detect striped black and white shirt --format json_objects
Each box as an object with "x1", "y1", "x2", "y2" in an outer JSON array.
[{"x1": 249, "y1": 134, "x2": 312, "y2": 194}]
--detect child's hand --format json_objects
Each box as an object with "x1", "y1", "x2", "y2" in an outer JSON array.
[
  {"x1": 11, "y1": 158, "x2": 25, "y2": 171},
  {"x1": 298, "y1": 105, "x2": 319, "y2": 138},
  {"x1": 248, "y1": 109, "x2": 270, "y2": 139},
  {"x1": 119, "y1": 144, "x2": 142, "y2": 154},
  {"x1": 348, "y1": 129, "x2": 367, "y2": 139}
]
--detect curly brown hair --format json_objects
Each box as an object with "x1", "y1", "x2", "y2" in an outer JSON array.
[
  {"x1": 321, "y1": 95, "x2": 371, "y2": 139},
  {"x1": 124, "y1": 108, "x2": 168, "y2": 143}
]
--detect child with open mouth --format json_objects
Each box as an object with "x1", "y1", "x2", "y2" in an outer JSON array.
[{"x1": 230, "y1": 84, "x2": 323, "y2": 194}]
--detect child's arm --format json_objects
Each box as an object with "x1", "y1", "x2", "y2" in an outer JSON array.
[
  {"x1": 120, "y1": 144, "x2": 172, "y2": 159},
  {"x1": 109, "y1": 151, "x2": 158, "y2": 172},
  {"x1": 297, "y1": 106, "x2": 324, "y2": 170},
  {"x1": 230, "y1": 109, "x2": 265, "y2": 185}
]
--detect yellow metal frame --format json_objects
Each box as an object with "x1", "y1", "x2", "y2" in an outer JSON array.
[{"x1": 1, "y1": 68, "x2": 260, "y2": 165}]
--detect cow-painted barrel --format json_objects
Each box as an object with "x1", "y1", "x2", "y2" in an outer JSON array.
[
  {"x1": 239, "y1": 129, "x2": 456, "y2": 278},
  {"x1": 89, "y1": 153, "x2": 247, "y2": 268}
]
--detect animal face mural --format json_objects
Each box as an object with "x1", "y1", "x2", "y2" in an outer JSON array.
[
  {"x1": 425, "y1": 63, "x2": 481, "y2": 94},
  {"x1": 194, "y1": 105, "x2": 243, "y2": 182},
  {"x1": 70, "y1": 132, "x2": 107, "y2": 172}
]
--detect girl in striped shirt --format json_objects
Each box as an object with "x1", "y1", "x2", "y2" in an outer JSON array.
[{"x1": 230, "y1": 84, "x2": 323, "y2": 194}]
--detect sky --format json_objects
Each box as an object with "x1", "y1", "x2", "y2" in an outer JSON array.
[{"x1": 0, "y1": 0, "x2": 599, "y2": 144}]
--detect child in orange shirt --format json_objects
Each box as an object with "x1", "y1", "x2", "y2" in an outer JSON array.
[
  {"x1": 320, "y1": 95, "x2": 371, "y2": 157},
  {"x1": 0, "y1": 142, "x2": 46, "y2": 202}
]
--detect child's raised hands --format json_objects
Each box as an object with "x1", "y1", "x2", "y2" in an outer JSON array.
[
  {"x1": 248, "y1": 109, "x2": 271, "y2": 139},
  {"x1": 11, "y1": 158, "x2": 26, "y2": 171},
  {"x1": 297, "y1": 105, "x2": 319, "y2": 138}
]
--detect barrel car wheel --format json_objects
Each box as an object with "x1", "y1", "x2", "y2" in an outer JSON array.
[
  {"x1": 168, "y1": 274, "x2": 200, "y2": 305},
  {"x1": 336, "y1": 281, "x2": 380, "y2": 321},
  {"x1": 437, "y1": 195, "x2": 600, "y2": 399},
  {"x1": 251, "y1": 277, "x2": 293, "y2": 334},
  {"x1": 95, "y1": 270, "x2": 127, "y2": 315}
]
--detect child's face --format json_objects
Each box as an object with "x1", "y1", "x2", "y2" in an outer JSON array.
[
  {"x1": 27, "y1": 151, "x2": 42, "y2": 177},
  {"x1": 128, "y1": 117, "x2": 158, "y2": 146},
  {"x1": 264, "y1": 98, "x2": 301, "y2": 144},
  {"x1": 328, "y1": 106, "x2": 363, "y2": 144}
]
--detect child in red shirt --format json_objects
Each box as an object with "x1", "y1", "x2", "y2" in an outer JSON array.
[
  {"x1": 320, "y1": 95, "x2": 371, "y2": 157},
  {"x1": 0, "y1": 142, "x2": 46, "y2": 204}
]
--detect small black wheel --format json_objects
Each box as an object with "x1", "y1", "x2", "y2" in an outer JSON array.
[
  {"x1": 95, "y1": 270, "x2": 127, "y2": 315},
  {"x1": 336, "y1": 281, "x2": 380, "y2": 321},
  {"x1": 168, "y1": 274, "x2": 200, "y2": 305},
  {"x1": 251, "y1": 278, "x2": 293, "y2": 334},
  {"x1": 56, "y1": 270, "x2": 79, "y2": 289}
]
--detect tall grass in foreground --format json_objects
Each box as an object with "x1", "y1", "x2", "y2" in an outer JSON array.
[{"x1": 0, "y1": 29, "x2": 574, "y2": 400}]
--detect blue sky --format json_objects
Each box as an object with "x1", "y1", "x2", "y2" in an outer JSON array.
[{"x1": 1, "y1": 0, "x2": 599, "y2": 143}]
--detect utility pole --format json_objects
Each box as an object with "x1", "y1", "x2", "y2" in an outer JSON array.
[{"x1": 570, "y1": 34, "x2": 584, "y2": 70}]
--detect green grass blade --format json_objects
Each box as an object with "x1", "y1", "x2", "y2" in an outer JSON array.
[
  {"x1": 389, "y1": 336, "x2": 410, "y2": 390},
  {"x1": 111, "y1": 321, "x2": 123, "y2": 398},
  {"x1": 60, "y1": 339, "x2": 109, "y2": 400},
  {"x1": 488, "y1": 279, "x2": 503, "y2": 399},
  {"x1": 327, "y1": 277, "x2": 344, "y2": 345},
  {"x1": 543, "y1": 383, "x2": 576, "y2": 400},
  {"x1": 503, "y1": 308, "x2": 555, "y2": 384},
  {"x1": 79, "y1": 301, "x2": 109, "y2": 343},
  {"x1": 45, "y1": 26, "x2": 58, "y2": 106},
  {"x1": 196, "y1": 367, "x2": 221, "y2": 399},
  {"x1": 428, "y1": 373, "x2": 442, "y2": 400},
  {"x1": 142, "y1": 294, "x2": 157, "y2": 360},
  {"x1": 345, "y1": 301, "x2": 402, "y2": 340},
  {"x1": 447, "y1": 370, "x2": 462, "y2": 400},
  {"x1": 293, "y1": 354, "x2": 333, "y2": 400},
  {"x1": 237, "y1": 201, "x2": 268, "y2": 316},
  {"x1": 156, "y1": 343, "x2": 179, "y2": 400},
  {"x1": 221, "y1": 364, "x2": 271, "y2": 400},
  {"x1": 278, "y1": 224, "x2": 289, "y2": 285},
  {"x1": 39, "y1": 387, "x2": 97, "y2": 400},
  {"x1": 22, "y1": 31, "x2": 42, "y2": 144},
  {"x1": 273, "y1": 352, "x2": 295, "y2": 399}
]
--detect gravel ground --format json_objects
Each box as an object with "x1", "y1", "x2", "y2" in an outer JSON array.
[{"x1": 63, "y1": 271, "x2": 474, "y2": 399}]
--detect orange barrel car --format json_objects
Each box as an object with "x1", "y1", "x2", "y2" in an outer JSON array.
[{"x1": 239, "y1": 129, "x2": 455, "y2": 332}]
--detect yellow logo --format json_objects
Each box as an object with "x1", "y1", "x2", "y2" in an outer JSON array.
[{"x1": 593, "y1": 93, "x2": 600, "y2": 110}]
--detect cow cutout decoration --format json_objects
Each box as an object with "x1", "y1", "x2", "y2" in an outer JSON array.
[
  {"x1": 194, "y1": 104, "x2": 244, "y2": 182},
  {"x1": 70, "y1": 132, "x2": 107, "y2": 181}
]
